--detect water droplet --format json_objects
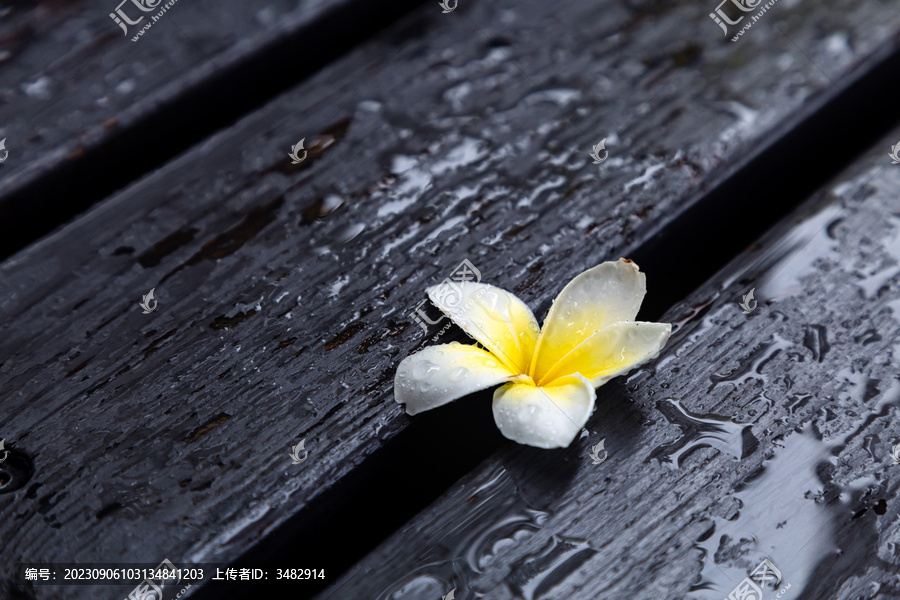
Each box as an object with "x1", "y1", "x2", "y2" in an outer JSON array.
[
  {"x1": 861, "y1": 434, "x2": 880, "y2": 460},
  {"x1": 648, "y1": 399, "x2": 758, "y2": 469},
  {"x1": 709, "y1": 334, "x2": 791, "y2": 390},
  {"x1": 448, "y1": 367, "x2": 468, "y2": 382},
  {"x1": 519, "y1": 404, "x2": 540, "y2": 424},
  {"x1": 802, "y1": 324, "x2": 830, "y2": 363},
  {"x1": 787, "y1": 392, "x2": 813, "y2": 415},
  {"x1": 475, "y1": 290, "x2": 512, "y2": 322},
  {"x1": 334, "y1": 223, "x2": 366, "y2": 245},
  {"x1": 319, "y1": 194, "x2": 345, "y2": 216},
  {"x1": 412, "y1": 360, "x2": 440, "y2": 380},
  {"x1": 506, "y1": 535, "x2": 598, "y2": 600}
]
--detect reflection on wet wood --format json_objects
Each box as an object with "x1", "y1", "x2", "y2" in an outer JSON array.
[{"x1": 316, "y1": 142, "x2": 900, "y2": 599}]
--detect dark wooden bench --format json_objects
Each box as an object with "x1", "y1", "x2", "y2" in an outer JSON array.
[{"x1": 1, "y1": 0, "x2": 900, "y2": 598}]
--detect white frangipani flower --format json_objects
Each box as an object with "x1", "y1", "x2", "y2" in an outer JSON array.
[{"x1": 394, "y1": 259, "x2": 671, "y2": 449}]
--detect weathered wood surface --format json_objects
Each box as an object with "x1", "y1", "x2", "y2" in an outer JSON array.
[
  {"x1": 316, "y1": 138, "x2": 900, "y2": 600},
  {"x1": 1, "y1": 0, "x2": 899, "y2": 597},
  {"x1": 0, "y1": 0, "x2": 424, "y2": 259}
]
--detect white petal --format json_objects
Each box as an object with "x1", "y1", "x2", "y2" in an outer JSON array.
[
  {"x1": 531, "y1": 259, "x2": 647, "y2": 382},
  {"x1": 427, "y1": 281, "x2": 539, "y2": 374},
  {"x1": 492, "y1": 374, "x2": 596, "y2": 449},
  {"x1": 539, "y1": 321, "x2": 672, "y2": 387},
  {"x1": 394, "y1": 342, "x2": 522, "y2": 415}
]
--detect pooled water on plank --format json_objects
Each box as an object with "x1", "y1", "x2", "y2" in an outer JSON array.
[
  {"x1": 689, "y1": 380, "x2": 900, "y2": 599},
  {"x1": 688, "y1": 427, "x2": 837, "y2": 599},
  {"x1": 373, "y1": 467, "x2": 549, "y2": 600}
]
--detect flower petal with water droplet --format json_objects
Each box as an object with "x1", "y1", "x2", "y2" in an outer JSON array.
[
  {"x1": 427, "y1": 282, "x2": 539, "y2": 373},
  {"x1": 530, "y1": 259, "x2": 647, "y2": 382},
  {"x1": 394, "y1": 342, "x2": 524, "y2": 415},
  {"x1": 492, "y1": 374, "x2": 595, "y2": 449},
  {"x1": 538, "y1": 321, "x2": 671, "y2": 387}
]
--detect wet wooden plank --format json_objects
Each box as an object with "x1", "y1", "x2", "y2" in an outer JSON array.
[
  {"x1": 0, "y1": 0, "x2": 424, "y2": 258},
  {"x1": 0, "y1": 0, "x2": 343, "y2": 183},
  {"x1": 1, "y1": 0, "x2": 900, "y2": 598},
  {"x1": 315, "y1": 140, "x2": 900, "y2": 600}
]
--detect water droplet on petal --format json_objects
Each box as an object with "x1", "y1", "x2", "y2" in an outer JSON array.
[
  {"x1": 412, "y1": 360, "x2": 440, "y2": 380},
  {"x1": 449, "y1": 367, "x2": 468, "y2": 382},
  {"x1": 519, "y1": 404, "x2": 540, "y2": 424}
]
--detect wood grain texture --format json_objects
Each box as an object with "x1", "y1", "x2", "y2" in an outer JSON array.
[
  {"x1": 0, "y1": 0, "x2": 899, "y2": 597},
  {"x1": 0, "y1": 0, "x2": 425, "y2": 258},
  {"x1": 316, "y1": 137, "x2": 900, "y2": 600},
  {"x1": 0, "y1": 0, "x2": 346, "y2": 189}
]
